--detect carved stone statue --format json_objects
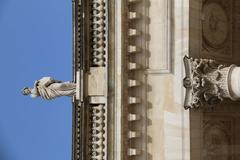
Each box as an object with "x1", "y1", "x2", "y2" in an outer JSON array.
[
  {"x1": 22, "y1": 77, "x2": 76, "y2": 100},
  {"x1": 183, "y1": 56, "x2": 240, "y2": 109}
]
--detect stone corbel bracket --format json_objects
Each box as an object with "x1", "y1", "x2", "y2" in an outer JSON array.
[{"x1": 183, "y1": 56, "x2": 238, "y2": 109}]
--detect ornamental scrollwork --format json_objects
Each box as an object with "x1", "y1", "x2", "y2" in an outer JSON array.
[{"x1": 183, "y1": 56, "x2": 231, "y2": 109}]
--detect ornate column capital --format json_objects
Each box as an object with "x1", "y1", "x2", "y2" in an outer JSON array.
[{"x1": 183, "y1": 56, "x2": 236, "y2": 109}]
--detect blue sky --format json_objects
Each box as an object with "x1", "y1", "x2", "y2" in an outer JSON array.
[{"x1": 0, "y1": 0, "x2": 73, "y2": 160}]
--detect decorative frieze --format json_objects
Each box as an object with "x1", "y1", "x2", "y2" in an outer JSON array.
[
  {"x1": 124, "y1": 0, "x2": 148, "y2": 160},
  {"x1": 90, "y1": 0, "x2": 107, "y2": 67},
  {"x1": 87, "y1": 104, "x2": 107, "y2": 160},
  {"x1": 73, "y1": 0, "x2": 108, "y2": 160}
]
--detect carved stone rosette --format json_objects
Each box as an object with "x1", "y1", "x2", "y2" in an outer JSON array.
[
  {"x1": 183, "y1": 56, "x2": 238, "y2": 109},
  {"x1": 202, "y1": 0, "x2": 233, "y2": 58}
]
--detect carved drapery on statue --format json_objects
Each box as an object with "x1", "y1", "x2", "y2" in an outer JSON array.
[
  {"x1": 22, "y1": 77, "x2": 76, "y2": 100},
  {"x1": 183, "y1": 56, "x2": 239, "y2": 109},
  {"x1": 36, "y1": 77, "x2": 76, "y2": 100}
]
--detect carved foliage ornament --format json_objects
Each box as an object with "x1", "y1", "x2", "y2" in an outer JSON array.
[{"x1": 183, "y1": 56, "x2": 232, "y2": 109}]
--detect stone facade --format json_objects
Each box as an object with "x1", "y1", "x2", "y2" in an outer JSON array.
[
  {"x1": 72, "y1": 0, "x2": 240, "y2": 160},
  {"x1": 72, "y1": 0, "x2": 190, "y2": 160}
]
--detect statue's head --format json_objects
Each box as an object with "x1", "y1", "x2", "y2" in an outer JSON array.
[{"x1": 21, "y1": 87, "x2": 32, "y2": 95}]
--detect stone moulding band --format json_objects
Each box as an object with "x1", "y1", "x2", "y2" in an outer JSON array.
[{"x1": 72, "y1": 0, "x2": 108, "y2": 160}]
